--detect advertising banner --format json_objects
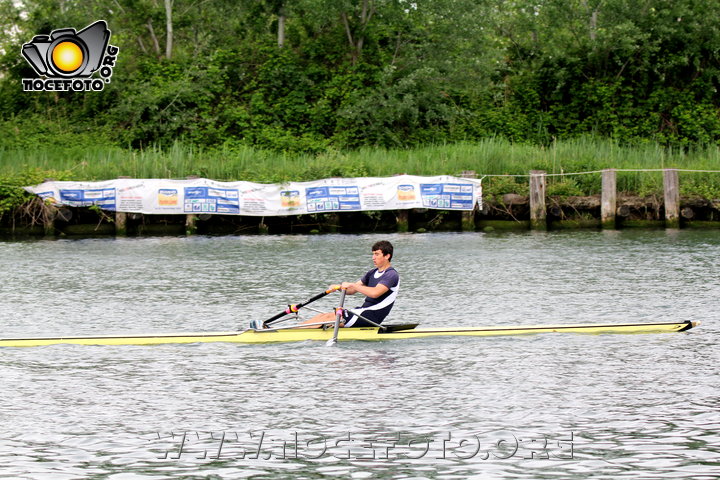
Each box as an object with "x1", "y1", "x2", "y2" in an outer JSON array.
[{"x1": 26, "y1": 175, "x2": 482, "y2": 216}]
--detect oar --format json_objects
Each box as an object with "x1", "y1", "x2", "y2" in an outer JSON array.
[
  {"x1": 250, "y1": 286, "x2": 340, "y2": 329},
  {"x1": 326, "y1": 289, "x2": 347, "y2": 347}
]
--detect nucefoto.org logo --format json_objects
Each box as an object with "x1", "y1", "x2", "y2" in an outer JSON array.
[{"x1": 21, "y1": 20, "x2": 119, "y2": 92}]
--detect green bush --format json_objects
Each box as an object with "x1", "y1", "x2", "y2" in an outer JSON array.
[
  {"x1": 546, "y1": 179, "x2": 585, "y2": 197},
  {"x1": 0, "y1": 167, "x2": 72, "y2": 217}
]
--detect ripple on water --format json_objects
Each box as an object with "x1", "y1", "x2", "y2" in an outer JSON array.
[{"x1": 0, "y1": 231, "x2": 718, "y2": 478}]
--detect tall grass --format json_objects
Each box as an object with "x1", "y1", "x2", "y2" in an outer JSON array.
[{"x1": 1, "y1": 137, "x2": 720, "y2": 197}]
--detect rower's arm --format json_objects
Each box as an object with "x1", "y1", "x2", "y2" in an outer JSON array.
[{"x1": 342, "y1": 281, "x2": 389, "y2": 298}]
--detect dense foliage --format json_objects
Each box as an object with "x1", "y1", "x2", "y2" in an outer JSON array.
[{"x1": 1, "y1": 0, "x2": 720, "y2": 153}]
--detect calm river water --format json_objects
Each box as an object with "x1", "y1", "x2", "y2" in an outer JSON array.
[{"x1": 0, "y1": 231, "x2": 718, "y2": 479}]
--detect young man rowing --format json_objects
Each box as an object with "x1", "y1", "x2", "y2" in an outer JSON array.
[{"x1": 303, "y1": 240, "x2": 399, "y2": 328}]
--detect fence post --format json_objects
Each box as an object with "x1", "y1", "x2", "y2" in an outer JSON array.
[
  {"x1": 115, "y1": 176, "x2": 130, "y2": 236},
  {"x1": 326, "y1": 212, "x2": 340, "y2": 233},
  {"x1": 43, "y1": 207, "x2": 56, "y2": 237},
  {"x1": 663, "y1": 169, "x2": 680, "y2": 228},
  {"x1": 115, "y1": 210, "x2": 127, "y2": 236},
  {"x1": 529, "y1": 170, "x2": 547, "y2": 230},
  {"x1": 258, "y1": 217, "x2": 269, "y2": 234},
  {"x1": 185, "y1": 175, "x2": 198, "y2": 235},
  {"x1": 461, "y1": 170, "x2": 477, "y2": 231},
  {"x1": 601, "y1": 169, "x2": 617, "y2": 229},
  {"x1": 396, "y1": 210, "x2": 409, "y2": 232},
  {"x1": 41, "y1": 178, "x2": 56, "y2": 237}
]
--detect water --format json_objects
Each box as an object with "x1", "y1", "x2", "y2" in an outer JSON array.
[{"x1": 0, "y1": 231, "x2": 718, "y2": 479}]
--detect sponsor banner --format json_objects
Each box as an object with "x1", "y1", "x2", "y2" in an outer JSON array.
[{"x1": 25, "y1": 175, "x2": 482, "y2": 216}]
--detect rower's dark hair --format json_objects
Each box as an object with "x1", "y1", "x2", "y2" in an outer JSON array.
[{"x1": 372, "y1": 240, "x2": 393, "y2": 261}]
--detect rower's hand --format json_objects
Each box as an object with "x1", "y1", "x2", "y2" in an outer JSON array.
[
  {"x1": 328, "y1": 282, "x2": 358, "y2": 294},
  {"x1": 340, "y1": 282, "x2": 358, "y2": 294}
]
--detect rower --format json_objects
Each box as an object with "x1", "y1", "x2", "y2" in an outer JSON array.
[{"x1": 301, "y1": 240, "x2": 400, "y2": 328}]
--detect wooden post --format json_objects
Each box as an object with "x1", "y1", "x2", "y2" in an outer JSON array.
[
  {"x1": 42, "y1": 178, "x2": 56, "y2": 237},
  {"x1": 601, "y1": 169, "x2": 617, "y2": 229},
  {"x1": 185, "y1": 214, "x2": 197, "y2": 235},
  {"x1": 115, "y1": 176, "x2": 130, "y2": 236},
  {"x1": 663, "y1": 168, "x2": 680, "y2": 228},
  {"x1": 325, "y1": 213, "x2": 340, "y2": 233},
  {"x1": 43, "y1": 206, "x2": 56, "y2": 237},
  {"x1": 185, "y1": 175, "x2": 198, "y2": 235},
  {"x1": 115, "y1": 211, "x2": 127, "y2": 236},
  {"x1": 461, "y1": 170, "x2": 476, "y2": 231},
  {"x1": 529, "y1": 170, "x2": 547, "y2": 230},
  {"x1": 396, "y1": 210, "x2": 409, "y2": 232},
  {"x1": 258, "y1": 217, "x2": 269, "y2": 234}
]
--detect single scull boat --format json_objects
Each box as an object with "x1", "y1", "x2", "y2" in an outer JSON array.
[{"x1": 0, "y1": 321, "x2": 698, "y2": 347}]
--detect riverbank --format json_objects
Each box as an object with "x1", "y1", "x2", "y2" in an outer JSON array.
[
  {"x1": 3, "y1": 138, "x2": 720, "y2": 236},
  {"x1": 2, "y1": 192, "x2": 719, "y2": 238}
]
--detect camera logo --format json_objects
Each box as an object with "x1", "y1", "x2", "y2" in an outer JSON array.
[{"x1": 21, "y1": 20, "x2": 119, "y2": 92}]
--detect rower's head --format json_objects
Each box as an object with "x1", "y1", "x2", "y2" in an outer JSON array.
[{"x1": 371, "y1": 240, "x2": 393, "y2": 267}]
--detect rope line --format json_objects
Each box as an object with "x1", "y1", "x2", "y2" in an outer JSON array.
[{"x1": 481, "y1": 168, "x2": 720, "y2": 178}]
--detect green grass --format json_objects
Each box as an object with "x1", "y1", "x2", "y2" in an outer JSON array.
[{"x1": 1, "y1": 137, "x2": 720, "y2": 198}]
